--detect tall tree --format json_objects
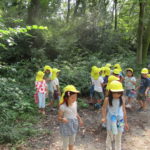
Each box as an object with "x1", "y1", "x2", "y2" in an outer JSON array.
[
  {"x1": 27, "y1": 0, "x2": 40, "y2": 25},
  {"x1": 142, "y1": 18, "x2": 150, "y2": 64},
  {"x1": 114, "y1": 0, "x2": 118, "y2": 30},
  {"x1": 136, "y1": 0, "x2": 145, "y2": 64},
  {"x1": 67, "y1": 0, "x2": 71, "y2": 23}
]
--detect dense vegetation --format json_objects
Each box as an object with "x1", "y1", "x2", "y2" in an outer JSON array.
[{"x1": 0, "y1": 0, "x2": 150, "y2": 146}]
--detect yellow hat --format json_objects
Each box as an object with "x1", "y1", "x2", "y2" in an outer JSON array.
[
  {"x1": 105, "y1": 63, "x2": 111, "y2": 68},
  {"x1": 36, "y1": 71, "x2": 44, "y2": 81},
  {"x1": 44, "y1": 65, "x2": 52, "y2": 72},
  {"x1": 114, "y1": 63, "x2": 122, "y2": 72},
  {"x1": 51, "y1": 68, "x2": 61, "y2": 80},
  {"x1": 113, "y1": 69, "x2": 120, "y2": 75},
  {"x1": 105, "y1": 67, "x2": 111, "y2": 76},
  {"x1": 91, "y1": 66, "x2": 97, "y2": 71},
  {"x1": 91, "y1": 66, "x2": 97, "y2": 77},
  {"x1": 106, "y1": 75, "x2": 119, "y2": 90},
  {"x1": 126, "y1": 68, "x2": 133, "y2": 73},
  {"x1": 109, "y1": 80, "x2": 124, "y2": 92},
  {"x1": 59, "y1": 85, "x2": 80, "y2": 104},
  {"x1": 141, "y1": 68, "x2": 148, "y2": 74},
  {"x1": 92, "y1": 67, "x2": 101, "y2": 80}
]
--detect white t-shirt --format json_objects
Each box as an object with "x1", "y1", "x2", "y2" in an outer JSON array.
[
  {"x1": 52, "y1": 78, "x2": 59, "y2": 91},
  {"x1": 59, "y1": 101, "x2": 77, "y2": 119},
  {"x1": 91, "y1": 76, "x2": 94, "y2": 85},
  {"x1": 93, "y1": 76, "x2": 104, "y2": 92},
  {"x1": 124, "y1": 76, "x2": 136, "y2": 90}
]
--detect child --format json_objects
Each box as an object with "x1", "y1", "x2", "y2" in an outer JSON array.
[
  {"x1": 137, "y1": 68, "x2": 150, "y2": 111},
  {"x1": 114, "y1": 64, "x2": 124, "y2": 82},
  {"x1": 90, "y1": 66, "x2": 97, "y2": 104},
  {"x1": 92, "y1": 67, "x2": 104, "y2": 108},
  {"x1": 105, "y1": 75, "x2": 119, "y2": 97},
  {"x1": 124, "y1": 68, "x2": 136, "y2": 108},
  {"x1": 113, "y1": 68, "x2": 123, "y2": 82},
  {"x1": 35, "y1": 71, "x2": 48, "y2": 115},
  {"x1": 58, "y1": 85, "x2": 83, "y2": 150},
  {"x1": 103, "y1": 67, "x2": 111, "y2": 95},
  {"x1": 101, "y1": 80, "x2": 129, "y2": 150},
  {"x1": 51, "y1": 68, "x2": 61, "y2": 105},
  {"x1": 43, "y1": 65, "x2": 54, "y2": 107}
]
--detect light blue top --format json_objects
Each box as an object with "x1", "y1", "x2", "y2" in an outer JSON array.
[
  {"x1": 44, "y1": 73, "x2": 53, "y2": 92},
  {"x1": 106, "y1": 99, "x2": 124, "y2": 132}
]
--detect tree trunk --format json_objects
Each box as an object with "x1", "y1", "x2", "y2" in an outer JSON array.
[
  {"x1": 136, "y1": 0, "x2": 145, "y2": 64},
  {"x1": 114, "y1": 0, "x2": 117, "y2": 31},
  {"x1": 67, "y1": 0, "x2": 71, "y2": 23},
  {"x1": 73, "y1": 0, "x2": 81, "y2": 17},
  {"x1": 142, "y1": 19, "x2": 150, "y2": 64},
  {"x1": 26, "y1": 0, "x2": 40, "y2": 25}
]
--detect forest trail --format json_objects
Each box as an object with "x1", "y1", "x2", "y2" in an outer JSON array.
[{"x1": 1, "y1": 99, "x2": 150, "y2": 150}]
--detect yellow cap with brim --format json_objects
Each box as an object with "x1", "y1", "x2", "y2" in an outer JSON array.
[
  {"x1": 109, "y1": 80, "x2": 124, "y2": 92},
  {"x1": 59, "y1": 85, "x2": 80, "y2": 104}
]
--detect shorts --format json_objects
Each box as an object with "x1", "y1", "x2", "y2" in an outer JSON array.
[
  {"x1": 48, "y1": 91, "x2": 54, "y2": 101},
  {"x1": 94, "y1": 91, "x2": 104, "y2": 100},
  {"x1": 137, "y1": 93, "x2": 146, "y2": 101},
  {"x1": 53, "y1": 90, "x2": 60, "y2": 101},
  {"x1": 90, "y1": 85, "x2": 94, "y2": 97},
  {"x1": 125, "y1": 89, "x2": 136, "y2": 98}
]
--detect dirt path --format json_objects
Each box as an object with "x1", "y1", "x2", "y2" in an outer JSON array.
[
  {"x1": 24, "y1": 99, "x2": 150, "y2": 150},
  {"x1": 1, "y1": 100, "x2": 150, "y2": 150}
]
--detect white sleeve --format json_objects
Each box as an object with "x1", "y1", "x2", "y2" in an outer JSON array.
[
  {"x1": 99, "y1": 77, "x2": 104, "y2": 83},
  {"x1": 132, "y1": 77, "x2": 136, "y2": 82},
  {"x1": 56, "y1": 78, "x2": 59, "y2": 86},
  {"x1": 59, "y1": 104, "x2": 65, "y2": 112}
]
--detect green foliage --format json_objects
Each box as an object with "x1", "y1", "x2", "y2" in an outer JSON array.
[
  {"x1": 78, "y1": 98, "x2": 89, "y2": 109},
  {"x1": 0, "y1": 0, "x2": 149, "y2": 146},
  {"x1": 0, "y1": 63, "x2": 39, "y2": 144}
]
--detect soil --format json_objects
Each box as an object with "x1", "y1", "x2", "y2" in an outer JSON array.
[{"x1": 1, "y1": 99, "x2": 150, "y2": 150}]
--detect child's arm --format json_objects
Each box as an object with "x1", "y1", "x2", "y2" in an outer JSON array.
[
  {"x1": 101, "y1": 97, "x2": 108, "y2": 123},
  {"x1": 135, "y1": 86, "x2": 140, "y2": 91},
  {"x1": 77, "y1": 113, "x2": 84, "y2": 126},
  {"x1": 145, "y1": 87, "x2": 150, "y2": 96},
  {"x1": 130, "y1": 80, "x2": 136, "y2": 85},
  {"x1": 122, "y1": 97, "x2": 129, "y2": 131},
  {"x1": 58, "y1": 109, "x2": 68, "y2": 123},
  {"x1": 56, "y1": 85, "x2": 61, "y2": 96}
]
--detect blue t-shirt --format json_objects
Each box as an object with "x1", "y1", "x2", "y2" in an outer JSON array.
[{"x1": 139, "y1": 77, "x2": 150, "y2": 94}]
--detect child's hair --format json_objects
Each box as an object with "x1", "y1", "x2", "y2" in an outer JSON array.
[
  {"x1": 126, "y1": 70, "x2": 133, "y2": 76},
  {"x1": 108, "y1": 91, "x2": 123, "y2": 107},
  {"x1": 63, "y1": 91, "x2": 77, "y2": 106},
  {"x1": 113, "y1": 73, "x2": 119, "y2": 76}
]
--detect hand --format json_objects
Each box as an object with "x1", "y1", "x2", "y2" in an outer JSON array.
[
  {"x1": 125, "y1": 123, "x2": 129, "y2": 131},
  {"x1": 101, "y1": 118, "x2": 106, "y2": 123},
  {"x1": 145, "y1": 91, "x2": 148, "y2": 97},
  {"x1": 79, "y1": 119, "x2": 84, "y2": 127},
  {"x1": 62, "y1": 118, "x2": 69, "y2": 123}
]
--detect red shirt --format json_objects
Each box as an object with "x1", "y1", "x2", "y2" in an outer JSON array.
[{"x1": 35, "y1": 80, "x2": 47, "y2": 94}]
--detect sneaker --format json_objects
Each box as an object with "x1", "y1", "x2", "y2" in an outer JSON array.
[
  {"x1": 42, "y1": 111, "x2": 46, "y2": 115},
  {"x1": 137, "y1": 107, "x2": 143, "y2": 112},
  {"x1": 126, "y1": 104, "x2": 131, "y2": 108}
]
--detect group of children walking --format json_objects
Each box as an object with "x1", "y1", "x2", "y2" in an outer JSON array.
[
  {"x1": 34, "y1": 63, "x2": 150, "y2": 150},
  {"x1": 90, "y1": 63, "x2": 150, "y2": 150},
  {"x1": 35, "y1": 65, "x2": 61, "y2": 114}
]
